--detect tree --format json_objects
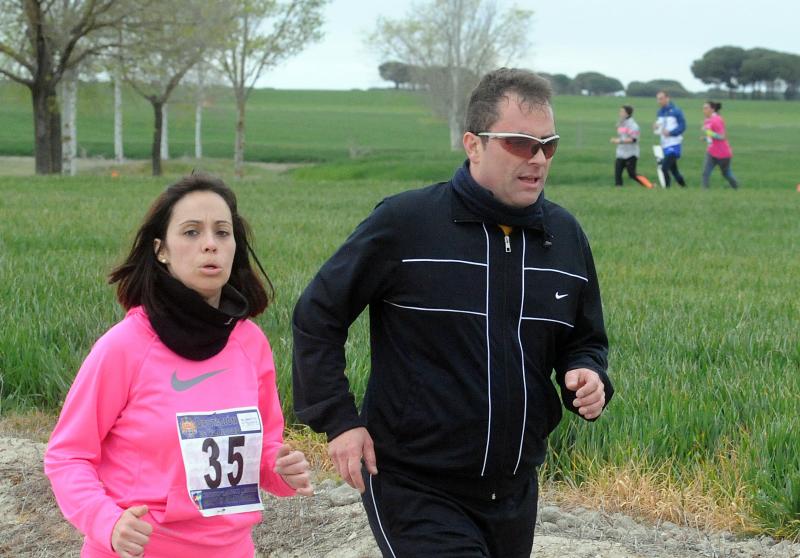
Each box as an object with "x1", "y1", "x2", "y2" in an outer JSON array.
[
  {"x1": 691, "y1": 46, "x2": 746, "y2": 98},
  {"x1": 626, "y1": 79, "x2": 690, "y2": 98},
  {"x1": 121, "y1": 2, "x2": 229, "y2": 175},
  {"x1": 540, "y1": 73, "x2": 577, "y2": 95},
  {"x1": 59, "y1": 65, "x2": 79, "y2": 176},
  {"x1": 740, "y1": 48, "x2": 782, "y2": 99},
  {"x1": 186, "y1": 61, "x2": 215, "y2": 160},
  {"x1": 61, "y1": 44, "x2": 110, "y2": 175},
  {"x1": 0, "y1": 0, "x2": 131, "y2": 174},
  {"x1": 775, "y1": 52, "x2": 800, "y2": 100},
  {"x1": 378, "y1": 61, "x2": 412, "y2": 89},
  {"x1": 573, "y1": 71, "x2": 623, "y2": 96},
  {"x1": 369, "y1": 0, "x2": 532, "y2": 150},
  {"x1": 217, "y1": 0, "x2": 327, "y2": 178}
]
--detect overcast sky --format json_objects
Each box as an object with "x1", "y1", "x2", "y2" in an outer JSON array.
[{"x1": 258, "y1": 0, "x2": 798, "y2": 92}]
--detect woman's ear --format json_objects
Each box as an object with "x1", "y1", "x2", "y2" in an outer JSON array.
[{"x1": 154, "y1": 239, "x2": 168, "y2": 264}]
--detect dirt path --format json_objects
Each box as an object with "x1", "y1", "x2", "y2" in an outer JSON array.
[
  {"x1": 0, "y1": 156, "x2": 306, "y2": 177},
  {"x1": 2, "y1": 436, "x2": 798, "y2": 557}
]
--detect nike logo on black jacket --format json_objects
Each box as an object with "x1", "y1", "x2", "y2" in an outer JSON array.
[{"x1": 292, "y1": 163, "x2": 613, "y2": 499}]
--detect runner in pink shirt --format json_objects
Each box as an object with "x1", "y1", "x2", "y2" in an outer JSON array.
[
  {"x1": 701, "y1": 101, "x2": 739, "y2": 189},
  {"x1": 45, "y1": 175, "x2": 313, "y2": 558}
]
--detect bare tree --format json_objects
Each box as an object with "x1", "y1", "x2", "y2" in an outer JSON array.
[
  {"x1": 59, "y1": 65, "x2": 78, "y2": 175},
  {"x1": 184, "y1": 60, "x2": 224, "y2": 160},
  {"x1": 369, "y1": 0, "x2": 532, "y2": 150},
  {"x1": 113, "y1": 66, "x2": 124, "y2": 162},
  {"x1": 0, "y1": 0, "x2": 132, "y2": 174},
  {"x1": 121, "y1": 2, "x2": 231, "y2": 175},
  {"x1": 192, "y1": 62, "x2": 207, "y2": 159},
  {"x1": 217, "y1": 0, "x2": 328, "y2": 177},
  {"x1": 60, "y1": 46, "x2": 109, "y2": 175}
]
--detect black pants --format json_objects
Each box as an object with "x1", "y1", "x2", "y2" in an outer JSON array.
[
  {"x1": 361, "y1": 467, "x2": 538, "y2": 558},
  {"x1": 614, "y1": 156, "x2": 647, "y2": 186},
  {"x1": 661, "y1": 152, "x2": 686, "y2": 187}
]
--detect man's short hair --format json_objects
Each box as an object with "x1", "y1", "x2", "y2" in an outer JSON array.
[{"x1": 465, "y1": 68, "x2": 553, "y2": 134}]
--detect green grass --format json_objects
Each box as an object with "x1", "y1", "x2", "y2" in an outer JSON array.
[
  {"x1": 3, "y1": 80, "x2": 799, "y2": 186},
  {"x1": 1, "y1": 85, "x2": 799, "y2": 537},
  {"x1": 0, "y1": 81, "x2": 449, "y2": 164}
]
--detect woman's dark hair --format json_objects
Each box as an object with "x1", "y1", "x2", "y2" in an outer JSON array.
[
  {"x1": 706, "y1": 100, "x2": 723, "y2": 112},
  {"x1": 622, "y1": 105, "x2": 634, "y2": 117},
  {"x1": 109, "y1": 173, "x2": 272, "y2": 316}
]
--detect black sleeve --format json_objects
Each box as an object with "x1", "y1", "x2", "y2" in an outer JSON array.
[
  {"x1": 292, "y1": 200, "x2": 397, "y2": 440},
  {"x1": 554, "y1": 229, "x2": 613, "y2": 418}
]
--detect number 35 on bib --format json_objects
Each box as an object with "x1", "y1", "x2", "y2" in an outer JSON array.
[{"x1": 176, "y1": 407, "x2": 264, "y2": 517}]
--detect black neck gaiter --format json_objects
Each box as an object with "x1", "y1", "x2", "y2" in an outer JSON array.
[
  {"x1": 451, "y1": 162, "x2": 546, "y2": 230},
  {"x1": 148, "y1": 270, "x2": 249, "y2": 361}
]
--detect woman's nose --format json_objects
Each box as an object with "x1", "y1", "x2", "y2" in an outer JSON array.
[{"x1": 202, "y1": 232, "x2": 218, "y2": 251}]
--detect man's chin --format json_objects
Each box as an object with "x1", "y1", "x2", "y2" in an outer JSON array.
[{"x1": 504, "y1": 194, "x2": 541, "y2": 209}]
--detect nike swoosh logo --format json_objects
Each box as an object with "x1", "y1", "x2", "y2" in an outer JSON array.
[
  {"x1": 555, "y1": 292, "x2": 568, "y2": 300},
  {"x1": 171, "y1": 368, "x2": 228, "y2": 391}
]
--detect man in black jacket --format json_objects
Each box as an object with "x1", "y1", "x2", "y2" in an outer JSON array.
[{"x1": 293, "y1": 68, "x2": 613, "y2": 557}]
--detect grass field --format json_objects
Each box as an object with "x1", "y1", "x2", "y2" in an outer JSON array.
[
  {"x1": 2, "y1": 80, "x2": 799, "y2": 186},
  {"x1": 1, "y1": 83, "x2": 799, "y2": 538}
]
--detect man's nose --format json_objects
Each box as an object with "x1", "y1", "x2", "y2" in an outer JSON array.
[{"x1": 528, "y1": 147, "x2": 547, "y2": 164}]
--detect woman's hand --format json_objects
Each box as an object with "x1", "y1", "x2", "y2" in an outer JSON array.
[
  {"x1": 111, "y1": 505, "x2": 152, "y2": 558},
  {"x1": 275, "y1": 444, "x2": 314, "y2": 496}
]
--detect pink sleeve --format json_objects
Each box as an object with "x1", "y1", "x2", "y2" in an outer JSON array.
[
  {"x1": 255, "y1": 332, "x2": 296, "y2": 497},
  {"x1": 711, "y1": 115, "x2": 726, "y2": 135},
  {"x1": 44, "y1": 329, "x2": 140, "y2": 552}
]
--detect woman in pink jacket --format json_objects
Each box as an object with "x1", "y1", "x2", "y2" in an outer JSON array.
[
  {"x1": 701, "y1": 101, "x2": 739, "y2": 189},
  {"x1": 45, "y1": 174, "x2": 313, "y2": 558}
]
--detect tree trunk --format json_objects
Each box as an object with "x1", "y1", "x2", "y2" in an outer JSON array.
[
  {"x1": 448, "y1": 108, "x2": 462, "y2": 151},
  {"x1": 448, "y1": 70, "x2": 462, "y2": 151},
  {"x1": 151, "y1": 100, "x2": 163, "y2": 176},
  {"x1": 114, "y1": 73, "x2": 124, "y2": 163},
  {"x1": 195, "y1": 66, "x2": 205, "y2": 159},
  {"x1": 160, "y1": 104, "x2": 169, "y2": 160},
  {"x1": 61, "y1": 68, "x2": 78, "y2": 176},
  {"x1": 29, "y1": 1, "x2": 62, "y2": 176},
  {"x1": 31, "y1": 83, "x2": 63, "y2": 175},
  {"x1": 234, "y1": 95, "x2": 246, "y2": 178},
  {"x1": 195, "y1": 100, "x2": 203, "y2": 159}
]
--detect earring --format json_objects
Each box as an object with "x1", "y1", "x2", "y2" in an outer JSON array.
[{"x1": 159, "y1": 256, "x2": 168, "y2": 264}]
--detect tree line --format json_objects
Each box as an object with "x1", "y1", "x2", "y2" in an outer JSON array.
[
  {"x1": 379, "y1": 46, "x2": 800, "y2": 101},
  {"x1": 380, "y1": 62, "x2": 691, "y2": 98},
  {"x1": 0, "y1": 0, "x2": 328, "y2": 176},
  {"x1": 691, "y1": 46, "x2": 800, "y2": 100}
]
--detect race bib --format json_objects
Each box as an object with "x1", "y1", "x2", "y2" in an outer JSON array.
[{"x1": 176, "y1": 407, "x2": 264, "y2": 517}]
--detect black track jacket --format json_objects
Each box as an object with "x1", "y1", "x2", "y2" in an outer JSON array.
[{"x1": 293, "y1": 164, "x2": 612, "y2": 499}]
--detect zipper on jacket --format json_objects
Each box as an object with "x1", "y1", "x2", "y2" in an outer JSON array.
[{"x1": 504, "y1": 235, "x2": 511, "y2": 253}]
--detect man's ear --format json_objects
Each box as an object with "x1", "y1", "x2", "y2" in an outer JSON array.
[{"x1": 463, "y1": 132, "x2": 482, "y2": 165}]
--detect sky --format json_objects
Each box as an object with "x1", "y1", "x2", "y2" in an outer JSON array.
[{"x1": 258, "y1": 0, "x2": 799, "y2": 93}]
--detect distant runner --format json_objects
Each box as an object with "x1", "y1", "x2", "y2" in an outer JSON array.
[
  {"x1": 653, "y1": 90, "x2": 687, "y2": 187},
  {"x1": 611, "y1": 105, "x2": 653, "y2": 188}
]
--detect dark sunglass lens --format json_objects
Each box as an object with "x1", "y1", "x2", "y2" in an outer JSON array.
[
  {"x1": 502, "y1": 138, "x2": 535, "y2": 158},
  {"x1": 542, "y1": 138, "x2": 558, "y2": 159}
]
